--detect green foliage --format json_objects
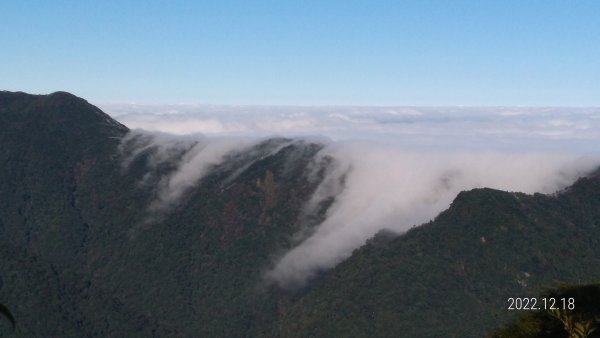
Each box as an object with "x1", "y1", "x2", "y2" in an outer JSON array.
[
  {"x1": 0, "y1": 302, "x2": 15, "y2": 331},
  {"x1": 2, "y1": 91, "x2": 600, "y2": 337},
  {"x1": 271, "y1": 184, "x2": 600, "y2": 337},
  {"x1": 0, "y1": 91, "x2": 327, "y2": 336},
  {"x1": 549, "y1": 308, "x2": 597, "y2": 338},
  {"x1": 491, "y1": 283, "x2": 600, "y2": 338}
]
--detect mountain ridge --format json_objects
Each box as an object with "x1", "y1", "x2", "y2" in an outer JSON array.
[{"x1": 1, "y1": 90, "x2": 599, "y2": 337}]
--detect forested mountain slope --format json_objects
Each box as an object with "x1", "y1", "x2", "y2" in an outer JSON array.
[
  {"x1": 1, "y1": 91, "x2": 599, "y2": 337},
  {"x1": 273, "y1": 173, "x2": 600, "y2": 337}
]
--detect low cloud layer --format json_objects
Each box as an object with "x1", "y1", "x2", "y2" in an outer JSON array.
[
  {"x1": 119, "y1": 131, "x2": 295, "y2": 223},
  {"x1": 105, "y1": 104, "x2": 600, "y2": 287},
  {"x1": 120, "y1": 132, "x2": 256, "y2": 220},
  {"x1": 103, "y1": 104, "x2": 600, "y2": 151},
  {"x1": 266, "y1": 146, "x2": 598, "y2": 287}
]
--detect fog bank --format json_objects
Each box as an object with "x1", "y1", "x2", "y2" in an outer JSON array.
[
  {"x1": 108, "y1": 105, "x2": 600, "y2": 286},
  {"x1": 266, "y1": 145, "x2": 598, "y2": 287}
]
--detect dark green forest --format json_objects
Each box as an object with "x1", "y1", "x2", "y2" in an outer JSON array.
[
  {"x1": 1, "y1": 91, "x2": 599, "y2": 337},
  {"x1": 491, "y1": 283, "x2": 600, "y2": 338}
]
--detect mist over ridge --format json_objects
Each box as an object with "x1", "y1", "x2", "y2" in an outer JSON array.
[
  {"x1": 108, "y1": 104, "x2": 600, "y2": 286},
  {"x1": 4, "y1": 90, "x2": 600, "y2": 336},
  {"x1": 5, "y1": 0, "x2": 600, "y2": 334}
]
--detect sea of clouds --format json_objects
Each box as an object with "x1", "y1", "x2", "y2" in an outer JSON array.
[
  {"x1": 103, "y1": 104, "x2": 600, "y2": 151},
  {"x1": 103, "y1": 104, "x2": 600, "y2": 287}
]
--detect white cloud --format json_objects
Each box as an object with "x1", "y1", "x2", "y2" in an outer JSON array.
[
  {"x1": 101, "y1": 104, "x2": 600, "y2": 151},
  {"x1": 148, "y1": 138, "x2": 254, "y2": 212},
  {"x1": 265, "y1": 145, "x2": 598, "y2": 287},
  {"x1": 105, "y1": 104, "x2": 600, "y2": 287}
]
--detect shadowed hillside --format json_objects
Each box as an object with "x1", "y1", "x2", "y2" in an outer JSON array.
[
  {"x1": 271, "y1": 174, "x2": 600, "y2": 337},
  {"x1": 1, "y1": 91, "x2": 600, "y2": 337},
  {"x1": 0, "y1": 91, "x2": 327, "y2": 336},
  {"x1": 491, "y1": 283, "x2": 600, "y2": 338}
]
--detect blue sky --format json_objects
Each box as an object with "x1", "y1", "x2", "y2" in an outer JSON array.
[{"x1": 1, "y1": 1, "x2": 599, "y2": 105}]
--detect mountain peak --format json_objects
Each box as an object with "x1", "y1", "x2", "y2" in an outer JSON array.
[
  {"x1": 0, "y1": 90, "x2": 128, "y2": 137},
  {"x1": 0, "y1": 90, "x2": 129, "y2": 168}
]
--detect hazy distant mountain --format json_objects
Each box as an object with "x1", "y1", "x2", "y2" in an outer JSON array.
[{"x1": 1, "y1": 91, "x2": 599, "y2": 337}]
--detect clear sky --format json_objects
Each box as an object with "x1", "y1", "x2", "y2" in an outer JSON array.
[{"x1": 1, "y1": 1, "x2": 599, "y2": 105}]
